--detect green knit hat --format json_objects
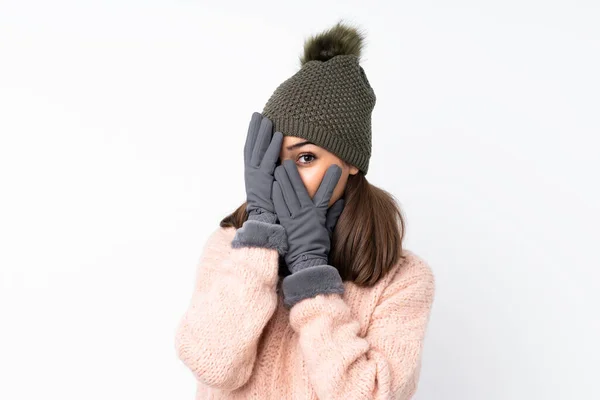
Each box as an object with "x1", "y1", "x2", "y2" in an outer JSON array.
[{"x1": 261, "y1": 21, "x2": 376, "y2": 175}]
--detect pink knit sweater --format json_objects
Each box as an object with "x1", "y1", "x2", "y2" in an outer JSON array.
[{"x1": 174, "y1": 225, "x2": 435, "y2": 399}]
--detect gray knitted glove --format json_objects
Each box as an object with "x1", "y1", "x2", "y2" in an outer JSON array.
[
  {"x1": 272, "y1": 160, "x2": 346, "y2": 308},
  {"x1": 231, "y1": 112, "x2": 287, "y2": 256},
  {"x1": 244, "y1": 112, "x2": 283, "y2": 224},
  {"x1": 272, "y1": 160, "x2": 343, "y2": 273}
]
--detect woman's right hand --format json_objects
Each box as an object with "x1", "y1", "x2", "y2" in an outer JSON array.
[{"x1": 244, "y1": 112, "x2": 283, "y2": 223}]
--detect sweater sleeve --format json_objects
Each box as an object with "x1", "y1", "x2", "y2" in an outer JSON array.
[
  {"x1": 287, "y1": 256, "x2": 435, "y2": 400},
  {"x1": 174, "y1": 221, "x2": 287, "y2": 391}
]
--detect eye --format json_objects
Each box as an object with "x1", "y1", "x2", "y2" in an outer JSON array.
[{"x1": 297, "y1": 153, "x2": 316, "y2": 165}]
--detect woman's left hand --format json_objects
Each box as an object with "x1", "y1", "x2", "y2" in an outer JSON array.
[{"x1": 272, "y1": 159, "x2": 345, "y2": 274}]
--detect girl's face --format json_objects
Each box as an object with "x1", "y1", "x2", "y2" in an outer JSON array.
[{"x1": 278, "y1": 136, "x2": 359, "y2": 207}]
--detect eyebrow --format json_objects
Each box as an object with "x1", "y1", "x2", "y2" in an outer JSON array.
[{"x1": 285, "y1": 140, "x2": 314, "y2": 151}]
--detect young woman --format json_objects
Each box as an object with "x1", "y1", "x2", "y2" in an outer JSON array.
[{"x1": 174, "y1": 21, "x2": 435, "y2": 399}]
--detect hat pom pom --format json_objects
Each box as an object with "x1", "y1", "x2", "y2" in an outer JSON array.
[{"x1": 300, "y1": 21, "x2": 365, "y2": 66}]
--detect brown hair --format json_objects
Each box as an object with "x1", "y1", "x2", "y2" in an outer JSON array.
[{"x1": 220, "y1": 171, "x2": 406, "y2": 287}]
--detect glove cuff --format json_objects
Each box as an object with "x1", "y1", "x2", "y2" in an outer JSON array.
[
  {"x1": 231, "y1": 220, "x2": 288, "y2": 256},
  {"x1": 281, "y1": 265, "x2": 344, "y2": 309}
]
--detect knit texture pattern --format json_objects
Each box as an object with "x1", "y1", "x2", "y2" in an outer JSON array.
[
  {"x1": 174, "y1": 226, "x2": 435, "y2": 399},
  {"x1": 261, "y1": 54, "x2": 376, "y2": 174}
]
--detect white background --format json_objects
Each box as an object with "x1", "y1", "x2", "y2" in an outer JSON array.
[{"x1": 1, "y1": 1, "x2": 599, "y2": 399}]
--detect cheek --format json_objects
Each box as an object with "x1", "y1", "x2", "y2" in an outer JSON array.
[
  {"x1": 299, "y1": 166, "x2": 348, "y2": 204},
  {"x1": 297, "y1": 168, "x2": 324, "y2": 198},
  {"x1": 329, "y1": 172, "x2": 349, "y2": 205}
]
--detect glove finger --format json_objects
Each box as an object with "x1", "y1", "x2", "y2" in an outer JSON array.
[
  {"x1": 244, "y1": 112, "x2": 263, "y2": 165},
  {"x1": 313, "y1": 164, "x2": 342, "y2": 209},
  {"x1": 282, "y1": 159, "x2": 313, "y2": 207},
  {"x1": 272, "y1": 181, "x2": 290, "y2": 218},
  {"x1": 261, "y1": 131, "x2": 283, "y2": 174},
  {"x1": 250, "y1": 117, "x2": 273, "y2": 168},
  {"x1": 326, "y1": 198, "x2": 345, "y2": 234},
  {"x1": 274, "y1": 164, "x2": 301, "y2": 216}
]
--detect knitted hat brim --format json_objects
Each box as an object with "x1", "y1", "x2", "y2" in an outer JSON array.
[{"x1": 270, "y1": 115, "x2": 369, "y2": 174}]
